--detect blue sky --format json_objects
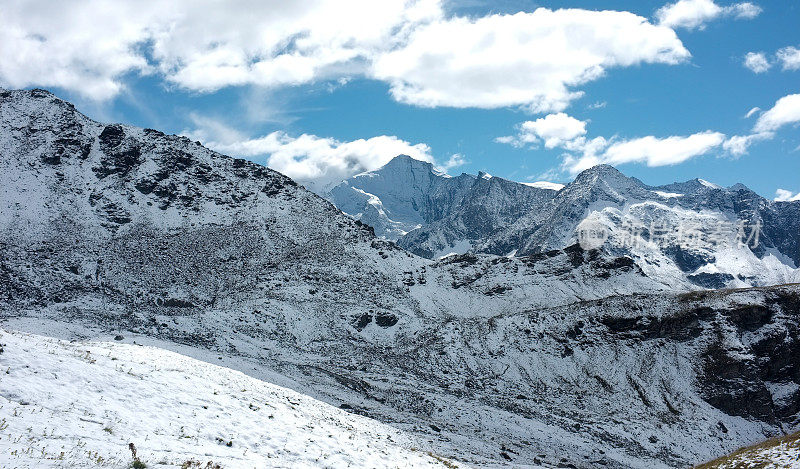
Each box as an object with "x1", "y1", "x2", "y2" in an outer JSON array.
[{"x1": 2, "y1": 0, "x2": 799, "y2": 198}]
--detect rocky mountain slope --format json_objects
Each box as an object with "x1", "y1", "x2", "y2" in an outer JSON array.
[
  {"x1": 1, "y1": 88, "x2": 799, "y2": 468},
  {"x1": 329, "y1": 156, "x2": 800, "y2": 290}
]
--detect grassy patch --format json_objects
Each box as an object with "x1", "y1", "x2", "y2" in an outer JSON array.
[{"x1": 695, "y1": 431, "x2": 800, "y2": 468}]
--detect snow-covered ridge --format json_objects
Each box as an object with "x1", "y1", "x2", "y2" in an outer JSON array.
[
  {"x1": 0, "y1": 329, "x2": 454, "y2": 468},
  {"x1": 327, "y1": 155, "x2": 557, "y2": 243},
  {"x1": 651, "y1": 190, "x2": 683, "y2": 198},
  {"x1": 328, "y1": 157, "x2": 800, "y2": 291},
  {"x1": 473, "y1": 165, "x2": 800, "y2": 289},
  {"x1": 523, "y1": 181, "x2": 565, "y2": 191}
]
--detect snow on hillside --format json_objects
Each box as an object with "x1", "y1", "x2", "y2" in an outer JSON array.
[
  {"x1": 521, "y1": 181, "x2": 565, "y2": 191},
  {"x1": 0, "y1": 329, "x2": 458, "y2": 469},
  {"x1": 695, "y1": 431, "x2": 800, "y2": 468}
]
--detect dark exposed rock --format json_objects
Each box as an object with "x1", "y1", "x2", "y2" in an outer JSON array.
[
  {"x1": 722, "y1": 305, "x2": 773, "y2": 331},
  {"x1": 374, "y1": 312, "x2": 398, "y2": 328},
  {"x1": 700, "y1": 339, "x2": 777, "y2": 423},
  {"x1": 353, "y1": 313, "x2": 372, "y2": 331},
  {"x1": 94, "y1": 125, "x2": 142, "y2": 178},
  {"x1": 663, "y1": 245, "x2": 714, "y2": 273},
  {"x1": 688, "y1": 273, "x2": 735, "y2": 289},
  {"x1": 600, "y1": 306, "x2": 712, "y2": 341}
]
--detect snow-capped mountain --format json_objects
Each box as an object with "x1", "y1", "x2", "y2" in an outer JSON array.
[
  {"x1": 327, "y1": 155, "x2": 559, "y2": 255},
  {"x1": 329, "y1": 156, "x2": 800, "y2": 289},
  {"x1": 327, "y1": 155, "x2": 469, "y2": 239},
  {"x1": 2, "y1": 88, "x2": 800, "y2": 468},
  {"x1": 479, "y1": 164, "x2": 800, "y2": 288}
]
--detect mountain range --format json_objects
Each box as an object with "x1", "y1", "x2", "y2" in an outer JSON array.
[
  {"x1": 327, "y1": 155, "x2": 800, "y2": 289},
  {"x1": 1, "y1": 88, "x2": 799, "y2": 468}
]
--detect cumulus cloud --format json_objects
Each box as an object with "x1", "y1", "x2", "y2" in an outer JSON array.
[
  {"x1": 214, "y1": 133, "x2": 437, "y2": 193},
  {"x1": 0, "y1": 1, "x2": 692, "y2": 111},
  {"x1": 718, "y1": 92, "x2": 800, "y2": 156},
  {"x1": 183, "y1": 115, "x2": 442, "y2": 192},
  {"x1": 743, "y1": 52, "x2": 772, "y2": 73},
  {"x1": 655, "y1": 0, "x2": 762, "y2": 30},
  {"x1": 557, "y1": 132, "x2": 726, "y2": 174},
  {"x1": 754, "y1": 93, "x2": 800, "y2": 133},
  {"x1": 373, "y1": 8, "x2": 689, "y2": 112},
  {"x1": 722, "y1": 132, "x2": 772, "y2": 156},
  {"x1": 742, "y1": 45, "x2": 800, "y2": 75},
  {"x1": 777, "y1": 46, "x2": 800, "y2": 71},
  {"x1": 0, "y1": 0, "x2": 441, "y2": 100},
  {"x1": 600, "y1": 132, "x2": 726, "y2": 167},
  {"x1": 775, "y1": 189, "x2": 800, "y2": 202},
  {"x1": 497, "y1": 113, "x2": 726, "y2": 174},
  {"x1": 515, "y1": 113, "x2": 588, "y2": 148}
]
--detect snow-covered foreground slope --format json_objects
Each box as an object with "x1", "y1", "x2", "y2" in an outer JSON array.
[
  {"x1": 0, "y1": 329, "x2": 457, "y2": 469},
  {"x1": 6, "y1": 283, "x2": 800, "y2": 469}
]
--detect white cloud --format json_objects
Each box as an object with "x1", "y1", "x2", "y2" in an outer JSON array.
[
  {"x1": 183, "y1": 115, "x2": 440, "y2": 192},
  {"x1": 215, "y1": 133, "x2": 437, "y2": 192},
  {"x1": 727, "y1": 2, "x2": 763, "y2": 19},
  {"x1": 600, "y1": 131, "x2": 726, "y2": 167},
  {"x1": 775, "y1": 189, "x2": 800, "y2": 202},
  {"x1": 776, "y1": 46, "x2": 800, "y2": 71},
  {"x1": 441, "y1": 153, "x2": 468, "y2": 170},
  {"x1": 185, "y1": 113, "x2": 248, "y2": 145},
  {"x1": 744, "y1": 107, "x2": 761, "y2": 118},
  {"x1": 498, "y1": 115, "x2": 726, "y2": 174},
  {"x1": 0, "y1": 0, "x2": 441, "y2": 100},
  {"x1": 587, "y1": 101, "x2": 607, "y2": 110},
  {"x1": 506, "y1": 91, "x2": 800, "y2": 172},
  {"x1": 522, "y1": 181, "x2": 565, "y2": 191},
  {"x1": 371, "y1": 8, "x2": 689, "y2": 112},
  {"x1": 655, "y1": 0, "x2": 761, "y2": 30},
  {"x1": 494, "y1": 136, "x2": 520, "y2": 147},
  {"x1": 517, "y1": 113, "x2": 588, "y2": 148},
  {"x1": 754, "y1": 93, "x2": 800, "y2": 133},
  {"x1": 722, "y1": 132, "x2": 773, "y2": 156},
  {"x1": 0, "y1": 1, "x2": 692, "y2": 111},
  {"x1": 743, "y1": 52, "x2": 771, "y2": 73}
]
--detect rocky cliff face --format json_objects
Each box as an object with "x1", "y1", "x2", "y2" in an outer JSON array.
[
  {"x1": 2, "y1": 88, "x2": 799, "y2": 468},
  {"x1": 398, "y1": 174, "x2": 557, "y2": 258}
]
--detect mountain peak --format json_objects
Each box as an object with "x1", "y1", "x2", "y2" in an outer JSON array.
[
  {"x1": 377, "y1": 154, "x2": 449, "y2": 178},
  {"x1": 572, "y1": 164, "x2": 643, "y2": 190},
  {"x1": 696, "y1": 178, "x2": 722, "y2": 189},
  {"x1": 385, "y1": 153, "x2": 430, "y2": 167},
  {"x1": 575, "y1": 164, "x2": 624, "y2": 178}
]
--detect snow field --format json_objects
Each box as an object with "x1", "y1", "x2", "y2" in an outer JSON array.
[{"x1": 0, "y1": 329, "x2": 458, "y2": 468}]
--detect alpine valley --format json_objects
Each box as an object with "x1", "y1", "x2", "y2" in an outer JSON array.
[{"x1": 2, "y1": 88, "x2": 800, "y2": 468}]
